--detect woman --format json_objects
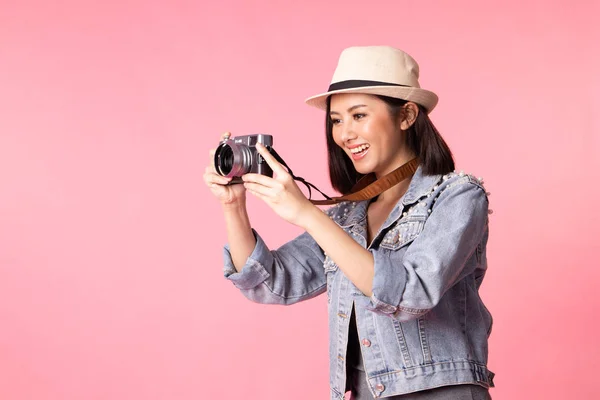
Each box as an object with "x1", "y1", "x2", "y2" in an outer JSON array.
[{"x1": 204, "y1": 46, "x2": 495, "y2": 399}]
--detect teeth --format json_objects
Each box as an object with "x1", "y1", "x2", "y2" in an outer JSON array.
[{"x1": 350, "y1": 144, "x2": 370, "y2": 154}]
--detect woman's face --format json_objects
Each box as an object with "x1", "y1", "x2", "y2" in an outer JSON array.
[{"x1": 329, "y1": 93, "x2": 414, "y2": 177}]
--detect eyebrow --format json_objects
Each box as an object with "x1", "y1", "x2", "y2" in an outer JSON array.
[{"x1": 329, "y1": 104, "x2": 367, "y2": 116}]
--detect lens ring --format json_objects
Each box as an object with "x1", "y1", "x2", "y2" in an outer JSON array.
[{"x1": 214, "y1": 141, "x2": 251, "y2": 177}]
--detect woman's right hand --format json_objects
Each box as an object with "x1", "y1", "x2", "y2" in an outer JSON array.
[{"x1": 203, "y1": 132, "x2": 247, "y2": 207}]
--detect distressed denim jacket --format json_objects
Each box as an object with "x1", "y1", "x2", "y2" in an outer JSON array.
[{"x1": 223, "y1": 166, "x2": 495, "y2": 399}]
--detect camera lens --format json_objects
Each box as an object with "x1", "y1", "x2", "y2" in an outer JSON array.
[
  {"x1": 217, "y1": 145, "x2": 234, "y2": 175},
  {"x1": 214, "y1": 141, "x2": 252, "y2": 177}
]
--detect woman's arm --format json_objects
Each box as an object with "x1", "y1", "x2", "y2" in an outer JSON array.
[
  {"x1": 355, "y1": 179, "x2": 489, "y2": 320},
  {"x1": 204, "y1": 134, "x2": 256, "y2": 272},
  {"x1": 301, "y1": 206, "x2": 375, "y2": 296},
  {"x1": 222, "y1": 202, "x2": 256, "y2": 273},
  {"x1": 223, "y1": 229, "x2": 328, "y2": 305},
  {"x1": 206, "y1": 136, "x2": 327, "y2": 305}
]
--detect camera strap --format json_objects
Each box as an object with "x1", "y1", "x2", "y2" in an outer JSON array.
[{"x1": 268, "y1": 148, "x2": 419, "y2": 206}]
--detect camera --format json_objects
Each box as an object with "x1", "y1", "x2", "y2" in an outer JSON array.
[{"x1": 213, "y1": 134, "x2": 273, "y2": 184}]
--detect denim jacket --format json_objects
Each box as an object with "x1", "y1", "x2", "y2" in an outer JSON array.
[{"x1": 222, "y1": 166, "x2": 495, "y2": 399}]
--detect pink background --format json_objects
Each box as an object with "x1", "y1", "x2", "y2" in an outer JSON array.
[{"x1": 1, "y1": 1, "x2": 599, "y2": 399}]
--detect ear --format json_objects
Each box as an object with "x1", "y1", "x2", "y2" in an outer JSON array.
[{"x1": 400, "y1": 102, "x2": 419, "y2": 130}]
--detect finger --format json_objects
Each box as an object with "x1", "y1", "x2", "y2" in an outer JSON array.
[
  {"x1": 246, "y1": 187, "x2": 269, "y2": 203},
  {"x1": 204, "y1": 169, "x2": 231, "y2": 186},
  {"x1": 221, "y1": 131, "x2": 231, "y2": 140},
  {"x1": 243, "y1": 182, "x2": 274, "y2": 197},
  {"x1": 255, "y1": 143, "x2": 288, "y2": 176},
  {"x1": 210, "y1": 175, "x2": 232, "y2": 186},
  {"x1": 242, "y1": 173, "x2": 279, "y2": 188}
]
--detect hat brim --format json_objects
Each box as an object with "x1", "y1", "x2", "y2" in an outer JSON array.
[{"x1": 305, "y1": 85, "x2": 438, "y2": 114}]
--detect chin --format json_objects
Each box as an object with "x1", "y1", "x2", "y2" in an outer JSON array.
[{"x1": 353, "y1": 164, "x2": 375, "y2": 175}]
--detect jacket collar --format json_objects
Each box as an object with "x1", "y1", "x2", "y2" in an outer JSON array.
[
  {"x1": 340, "y1": 165, "x2": 441, "y2": 228},
  {"x1": 401, "y1": 165, "x2": 442, "y2": 205}
]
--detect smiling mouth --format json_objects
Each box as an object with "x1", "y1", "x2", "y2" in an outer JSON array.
[{"x1": 349, "y1": 144, "x2": 370, "y2": 155}]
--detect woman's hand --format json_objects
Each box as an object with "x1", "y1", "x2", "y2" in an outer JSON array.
[
  {"x1": 203, "y1": 132, "x2": 247, "y2": 207},
  {"x1": 242, "y1": 143, "x2": 316, "y2": 227}
]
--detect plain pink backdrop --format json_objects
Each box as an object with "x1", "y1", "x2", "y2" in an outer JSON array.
[{"x1": 1, "y1": 1, "x2": 599, "y2": 399}]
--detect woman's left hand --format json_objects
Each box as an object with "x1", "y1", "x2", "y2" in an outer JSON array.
[{"x1": 242, "y1": 143, "x2": 315, "y2": 227}]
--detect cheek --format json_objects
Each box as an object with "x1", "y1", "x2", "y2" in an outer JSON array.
[
  {"x1": 374, "y1": 120, "x2": 399, "y2": 142},
  {"x1": 361, "y1": 119, "x2": 378, "y2": 137},
  {"x1": 331, "y1": 127, "x2": 344, "y2": 147}
]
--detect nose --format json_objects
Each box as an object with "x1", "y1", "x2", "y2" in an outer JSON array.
[{"x1": 340, "y1": 121, "x2": 357, "y2": 143}]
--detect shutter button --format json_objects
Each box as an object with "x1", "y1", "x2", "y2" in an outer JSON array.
[{"x1": 361, "y1": 338, "x2": 371, "y2": 347}]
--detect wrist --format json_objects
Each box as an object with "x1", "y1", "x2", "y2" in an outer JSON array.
[
  {"x1": 221, "y1": 200, "x2": 247, "y2": 213},
  {"x1": 296, "y1": 203, "x2": 323, "y2": 231}
]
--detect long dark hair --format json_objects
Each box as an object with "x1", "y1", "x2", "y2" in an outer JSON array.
[{"x1": 325, "y1": 95, "x2": 455, "y2": 194}]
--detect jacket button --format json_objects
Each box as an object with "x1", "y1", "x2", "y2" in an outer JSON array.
[
  {"x1": 361, "y1": 338, "x2": 371, "y2": 347},
  {"x1": 375, "y1": 383, "x2": 385, "y2": 392}
]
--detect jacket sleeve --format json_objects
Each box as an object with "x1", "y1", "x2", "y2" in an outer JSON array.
[
  {"x1": 223, "y1": 229, "x2": 327, "y2": 305},
  {"x1": 356, "y1": 178, "x2": 489, "y2": 321}
]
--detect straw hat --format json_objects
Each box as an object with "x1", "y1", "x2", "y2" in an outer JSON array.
[{"x1": 305, "y1": 46, "x2": 438, "y2": 113}]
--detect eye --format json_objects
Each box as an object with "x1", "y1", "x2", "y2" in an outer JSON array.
[
  {"x1": 330, "y1": 118, "x2": 342, "y2": 125},
  {"x1": 353, "y1": 113, "x2": 366, "y2": 120}
]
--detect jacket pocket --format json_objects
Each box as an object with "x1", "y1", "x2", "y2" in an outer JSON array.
[
  {"x1": 392, "y1": 319, "x2": 414, "y2": 368},
  {"x1": 380, "y1": 217, "x2": 425, "y2": 251}
]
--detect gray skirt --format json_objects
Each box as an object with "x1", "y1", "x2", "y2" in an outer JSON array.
[{"x1": 346, "y1": 367, "x2": 492, "y2": 400}]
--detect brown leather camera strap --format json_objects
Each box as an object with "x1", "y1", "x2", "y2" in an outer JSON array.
[
  {"x1": 268, "y1": 148, "x2": 419, "y2": 206},
  {"x1": 309, "y1": 158, "x2": 419, "y2": 205}
]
